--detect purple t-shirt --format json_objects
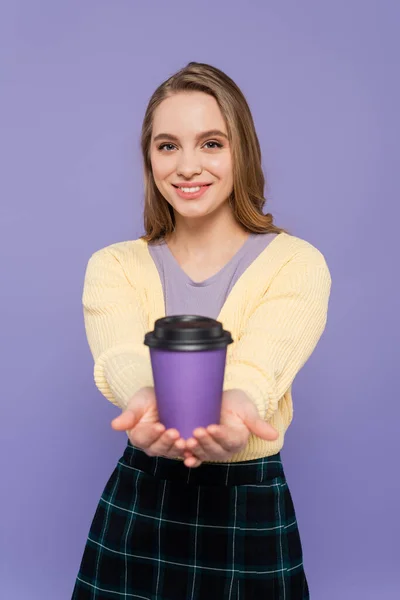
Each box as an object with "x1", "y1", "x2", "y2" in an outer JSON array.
[{"x1": 148, "y1": 232, "x2": 277, "y2": 319}]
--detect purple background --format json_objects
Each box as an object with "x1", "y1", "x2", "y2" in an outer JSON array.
[{"x1": 1, "y1": 1, "x2": 399, "y2": 598}]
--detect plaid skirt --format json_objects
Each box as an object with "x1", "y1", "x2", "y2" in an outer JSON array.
[{"x1": 72, "y1": 441, "x2": 309, "y2": 599}]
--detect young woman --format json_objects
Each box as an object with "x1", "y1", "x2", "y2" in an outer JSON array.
[{"x1": 73, "y1": 62, "x2": 331, "y2": 599}]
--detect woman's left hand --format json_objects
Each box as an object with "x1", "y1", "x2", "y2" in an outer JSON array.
[{"x1": 183, "y1": 389, "x2": 279, "y2": 468}]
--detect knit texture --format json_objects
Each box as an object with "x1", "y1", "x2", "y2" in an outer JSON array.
[{"x1": 82, "y1": 232, "x2": 331, "y2": 461}]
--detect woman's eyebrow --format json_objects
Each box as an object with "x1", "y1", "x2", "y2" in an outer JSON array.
[{"x1": 153, "y1": 129, "x2": 229, "y2": 143}]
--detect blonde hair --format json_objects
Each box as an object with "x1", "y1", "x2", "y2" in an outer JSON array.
[{"x1": 140, "y1": 62, "x2": 288, "y2": 242}]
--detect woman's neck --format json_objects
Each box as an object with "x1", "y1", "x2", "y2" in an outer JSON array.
[{"x1": 167, "y1": 205, "x2": 249, "y2": 259}]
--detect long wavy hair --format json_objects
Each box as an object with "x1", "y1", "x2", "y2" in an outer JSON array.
[{"x1": 140, "y1": 62, "x2": 288, "y2": 242}]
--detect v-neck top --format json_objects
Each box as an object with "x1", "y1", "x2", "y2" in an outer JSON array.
[{"x1": 148, "y1": 232, "x2": 278, "y2": 319}]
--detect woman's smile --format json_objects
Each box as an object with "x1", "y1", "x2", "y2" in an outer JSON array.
[{"x1": 172, "y1": 183, "x2": 212, "y2": 200}]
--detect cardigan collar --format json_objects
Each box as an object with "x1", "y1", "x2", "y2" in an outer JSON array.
[{"x1": 135, "y1": 231, "x2": 291, "y2": 326}]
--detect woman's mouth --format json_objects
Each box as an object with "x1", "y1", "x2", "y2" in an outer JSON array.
[{"x1": 172, "y1": 184, "x2": 212, "y2": 200}]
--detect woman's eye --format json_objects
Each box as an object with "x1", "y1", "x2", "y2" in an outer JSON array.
[
  {"x1": 204, "y1": 141, "x2": 223, "y2": 149},
  {"x1": 157, "y1": 141, "x2": 223, "y2": 152}
]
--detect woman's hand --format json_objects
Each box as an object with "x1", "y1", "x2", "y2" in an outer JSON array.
[
  {"x1": 183, "y1": 389, "x2": 279, "y2": 468},
  {"x1": 111, "y1": 386, "x2": 187, "y2": 460}
]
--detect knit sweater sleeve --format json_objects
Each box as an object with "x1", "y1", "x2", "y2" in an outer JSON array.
[
  {"x1": 223, "y1": 244, "x2": 332, "y2": 420},
  {"x1": 82, "y1": 247, "x2": 153, "y2": 409}
]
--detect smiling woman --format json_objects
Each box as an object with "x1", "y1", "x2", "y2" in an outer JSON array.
[
  {"x1": 72, "y1": 62, "x2": 331, "y2": 599},
  {"x1": 140, "y1": 62, "x2": 288, "y2": 242},
  {"x1": 156, "y1": 127, "x2": 227, "y2": 200},
  {"x1": 149, "y1": 92, "x2": 235, "y2": 227}
]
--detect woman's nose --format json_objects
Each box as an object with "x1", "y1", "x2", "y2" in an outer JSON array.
[{"x1": 176, "y1": 151, "x2": 202, "y2": 178}]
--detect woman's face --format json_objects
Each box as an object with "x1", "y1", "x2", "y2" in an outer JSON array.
[{"x1": 150, "y1": 92, "x2": 234, "y2": 221}]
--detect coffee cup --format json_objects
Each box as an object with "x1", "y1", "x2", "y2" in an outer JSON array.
[{"x1": 144, "y1": 315, "x2": 233, "y2": 439}]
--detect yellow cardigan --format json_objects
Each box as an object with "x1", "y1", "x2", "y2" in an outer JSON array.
[{"x1": 82, "y1": 232, "x2": 331, "y2": 461}]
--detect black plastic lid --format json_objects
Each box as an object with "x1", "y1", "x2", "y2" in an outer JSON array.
[{"x1": 144, "y1": 315, "x2": 233, "y2": 351}]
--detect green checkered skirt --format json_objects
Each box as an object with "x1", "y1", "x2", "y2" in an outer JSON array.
[{"x1": 72, "y1": 441, "x2": 309, "y2": 599}]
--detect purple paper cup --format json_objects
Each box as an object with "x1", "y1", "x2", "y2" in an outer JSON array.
[{"x1": 144, "y1": 315, "x2": 233, "y2": 439}]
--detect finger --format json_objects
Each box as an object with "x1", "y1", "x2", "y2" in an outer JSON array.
[
  {"x1": 185, "y1": 437, "x2": 209, "y2": 462},
  {"x1": 243, "y1": 416, "x2": 279, "y2": 441},
  {"x1": 129, "y1": 422, "x2": 165, "y2": 449},
  {"x1": 183, "y1": 449, "x2": 200, "y2": 461},
  {"x1": 184, "y1": 455, "x2": 202, "y2": 468},
  {"x1": 206, "y1": 424, "x2": 247, "y2": 453},
  {"x1": 147, "y1": 429, "x2": 182, "y2": 458},
  {"x1": 170, "y1": 443, "x2": 196, "y2": 461},
  {"x1": 112, "y1": 409, "x2": 142, "y2": 431},
  {"x1": 174, "y1": 438, "x2": 187, "y2": 454},
  {"x1": 192, "y1": 428, "x2": 227, "y2": 459}
]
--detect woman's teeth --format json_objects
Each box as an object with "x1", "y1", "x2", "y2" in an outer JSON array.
[{"x1": 180, "y1": 186, "x2": 201, "y2": 193}]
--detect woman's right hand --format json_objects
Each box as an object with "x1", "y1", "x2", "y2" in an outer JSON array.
[{"x1": 111, "y1": 386, "x2": 187, "y2": 460}]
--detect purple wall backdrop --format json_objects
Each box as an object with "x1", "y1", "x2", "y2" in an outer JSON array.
[{"x1": 1, "y1": 1, "x2": 399, "y2": 598}]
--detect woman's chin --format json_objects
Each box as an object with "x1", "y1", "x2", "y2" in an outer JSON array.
[{"x1": 173, "y1": 201, "x2": 214, "y2": 219}]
